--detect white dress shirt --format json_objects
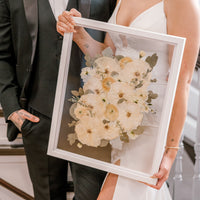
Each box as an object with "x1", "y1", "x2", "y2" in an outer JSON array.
[{"x1": 49, "y1": 0, "x2": 69, "y2": 20}]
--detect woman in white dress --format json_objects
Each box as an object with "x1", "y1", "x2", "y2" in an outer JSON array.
[{"x1": 57, "y1": 0, "x2": 200, "y2": 199}]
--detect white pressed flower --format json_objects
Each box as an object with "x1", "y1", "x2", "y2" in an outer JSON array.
[
  {"x1": 107, "y1": 82, "x2": 135, "y2": 105},
  {"x1": 110, "y1": 137, "x2": 123, "y2": 150},
  {"x1": 83, "y1": 77, "x2": 103, "y2": 95},
  {"x1": 120, "y1": 59, "x2": 151, "y2": 83},
  {"x1": 81, "y1": 67, "x2": 96, "y2": 83},
  {"x1": 127, "y1": 131, "x2": 139, "y2": 140},
  {"x1": 102, "y1": 122, "x2": 120, "y2": 140},
  {"x1": 118, "y1": 102, "x2": 144, "y2": 131},
  {"x1": 132, "y1": 88, "x2": 149, "y2": 104},
  {"x1": 76, "y1": 94, "x2": 106, "y2": 118},
  {"x1": 74, "y1": 103, "x2": 91, "y2": 119},
  {"x1": 94, "y1": 56, "x2": 121, "y2": 77},
  {"x1": 139, "y1": 51, "x2": 146, "y2": 58},
  {"x1": 75, "y1": 116, "x2": 104, "y2": 147}
]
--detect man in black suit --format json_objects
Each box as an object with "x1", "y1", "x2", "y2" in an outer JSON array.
[{"x1": 0, "y1": 0, "x2": 115, "y2": 199}]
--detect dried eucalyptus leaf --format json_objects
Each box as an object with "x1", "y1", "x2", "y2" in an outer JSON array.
[
  {"x1": 145, "y1": 53, "x2": 158, "y2": 68},
  {"x1": 71, "y1": 90, "x2": 80, "y2": 97},
  {"x1": 100, "y1": 139, "x2": 109, "y2": 147},
  {"x1": 146, "y1": 91, "x2": 158, "y2": 103},
  {"x1": 151, "y1": 78, "x2": 157, "y2": 82},
  {"x1": 132, "y1": 126, "x2": 144, "y2": 135},
  {"x1": 115, "y1": 55, "x2": 124, "y2": 61},
  {"x1": 111, "y1": 71, "x2": 119, "y2": 77},
  {"x1": 67, "y1": 133, "x2": 77, "y2": 146},
  {"x1": 79, "y1": 87, "x2": 84, "y2": 96},
  {"x1": 102, "y1": 47, "x2": 113, "y2": 57},
  {"x1": 120, "y1": 132, "x2": 129, "y2": 143},
  {"x1": 103, "y1": 119, "x2": 110, "y2": 124},
  {"x1": 84, "y1": 89, "x2": 95, "y2": 95},
  {"x1": 117, "y1": 98, "x2": 127, "y2": 104},
  {"x1": 146, "y1": 97, "x2": 152, "y2": 104},
  {"x1": 135, "y1": 81, "x2": 143, "y2": 89},
  {"x1": 85, "y1": 54, "x2": 94, "y2": 67},
  {"x1": 143, "y1": 69, "x2": 151, "y2": 78},
  {"x1": 151, "y1": 93, "x2": 158, "y2": 99}
]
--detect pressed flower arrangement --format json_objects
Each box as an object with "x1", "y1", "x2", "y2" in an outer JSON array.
[{"x1": 68, "y1": 47, "x2": 158, "y2": 148}]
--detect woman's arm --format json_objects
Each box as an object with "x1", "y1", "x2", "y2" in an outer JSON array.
[
  {"x1": 151, "y1": 0, "x2": 200, "y2": 190},
  {"x1": 57, "y1": 9, "x2": 115, "y2": 57}
]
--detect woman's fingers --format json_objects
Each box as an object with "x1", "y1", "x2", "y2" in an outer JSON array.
[
  {"x1": 69, "y1": 8, "x2": 82, "y2": 18},
  {"x1": 57, "y1": 21, "x2": 75, "y2": 35}
]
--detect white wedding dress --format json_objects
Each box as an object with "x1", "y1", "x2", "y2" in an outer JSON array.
[{"x1": 107, "y1": 1, "x2": 172, "y2": 199}]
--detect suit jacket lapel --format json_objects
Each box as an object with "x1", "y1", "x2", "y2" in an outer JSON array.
[{"x1": 23, "y1": 0, "x2": 38, "y2": 68}]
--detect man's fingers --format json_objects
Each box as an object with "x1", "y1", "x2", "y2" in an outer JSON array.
[{"x1": 18, "y1": 110, "x2": 40, "y2": 123}]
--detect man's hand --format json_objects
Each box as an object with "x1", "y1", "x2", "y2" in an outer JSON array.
[{"x1": 9, "y1": 109, "x2": 40, "y2": 131}]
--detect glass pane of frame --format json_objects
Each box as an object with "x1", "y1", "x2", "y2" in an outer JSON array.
[{"x1": 48, "y1": 17, "x2": 185, "y2": 185}]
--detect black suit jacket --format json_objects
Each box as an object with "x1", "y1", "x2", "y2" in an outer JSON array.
[{"x1": 0, "y1": 0, "x2": 116, "y2": 141}]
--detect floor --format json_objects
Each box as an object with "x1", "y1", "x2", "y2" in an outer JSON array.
[{"x1": 167, "y1": 149, "x2": 194, "y2": 200}]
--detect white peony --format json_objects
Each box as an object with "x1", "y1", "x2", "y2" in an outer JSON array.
[
  {"x1": 81, "y1": 67, "x2": 96, "y2": 83},
  {"x1": 102, "y1": 122, "x2": 120, "y2": 140},
  {"x1": 74, "y1": 103, "x2": 91, "y2": 119},
  {"x1": 83, "y1": 77, "x2": 103, "y2": 95},
  {"x1": 75, "y1": 94, "x2": 106, "y2": 119},
  {"x1": 94, "y1": 56, "x2": 121, "y2": 77},
  {"x1": 107, "y1": 82, "x2": 135, "y2": 105},
  {"x1": 75, "y1": 116, "x2": 104, "y2": 147},
  {"x1": 120, "y1": 59, "x2": 151, "y2": 83},
  {"x1": 117, "y1": 102, "x2": 144, "y2": 131}
]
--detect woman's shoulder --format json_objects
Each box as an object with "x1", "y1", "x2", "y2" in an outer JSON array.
[{"x1": 164, "y1": 0, "x2": 199, "y2": 18}]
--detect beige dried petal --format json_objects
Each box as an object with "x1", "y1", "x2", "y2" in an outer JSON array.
[
  {"x1": 119, "y1": 57, "x2": 133, "y2": 69},
  {"x1": 69, "y1": 103, "x2": 79, "y2": 120},
  {"x1": 102, "y1": 77, "x2": 116, "y2": 92},
  {"x1": 67, "y1": 133, "x2": 77, "y2": 145},
  {"x1": 104, "y1": 104, "x2": 119, "y2": 121}
]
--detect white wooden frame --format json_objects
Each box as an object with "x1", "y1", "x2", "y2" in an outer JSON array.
[{"x1": 48, "y1": 17, "x2": 185, "y2": 185}]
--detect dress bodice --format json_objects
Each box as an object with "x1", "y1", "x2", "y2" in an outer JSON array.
[
  {"x1": 108, "y1": 0, "x2": 166, "y2": 32},
  {"x1": 108, "y1": 0, "x2": 167, "y2": 55},
  {"x1": 106, "y1": 1, "x2": 172, "y2": 200},
  {"x1": 108, "y1": 0, "x2": 169, "y2": 128}
]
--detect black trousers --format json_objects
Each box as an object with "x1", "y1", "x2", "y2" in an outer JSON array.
[{"x1": 21, "y1": 107, "x2": 106, "y2": 200}]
